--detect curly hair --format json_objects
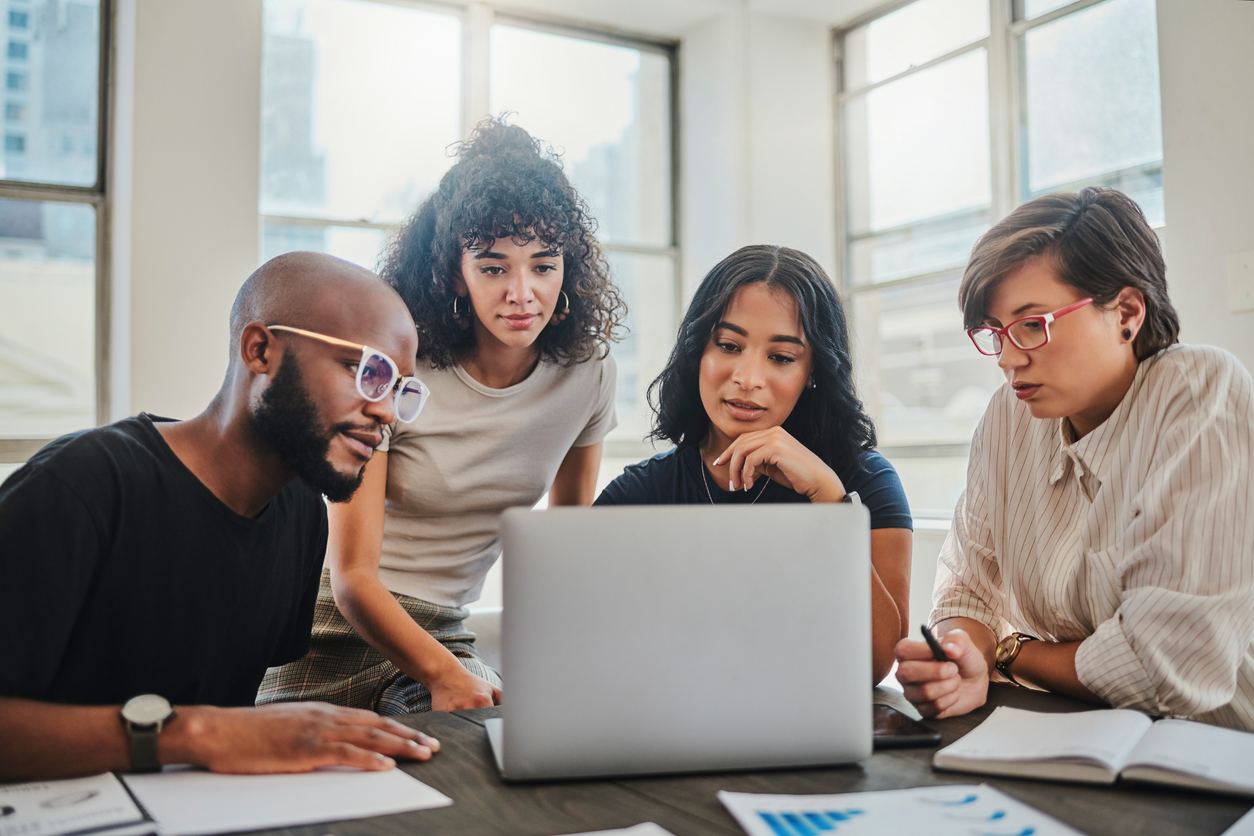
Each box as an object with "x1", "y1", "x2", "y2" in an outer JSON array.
[
  {"x1": 648, "y1": 245, "x2": 877, "y2": 475},
  {"x1": 380, "y1": 116, "x2": 626, "y2": 368}
]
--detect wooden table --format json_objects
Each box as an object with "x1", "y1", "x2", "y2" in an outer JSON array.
[{"x1": 264, "y1": 685, "x2": 1252, "y2": 836}]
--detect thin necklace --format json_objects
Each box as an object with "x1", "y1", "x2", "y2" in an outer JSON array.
[{"x1": 700, "y1": 455, "x2": 769, "y2": 505}]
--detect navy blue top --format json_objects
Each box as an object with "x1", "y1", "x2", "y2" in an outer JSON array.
[{"x1": 595, "y1": 445, "x2": 913, "y2": 530}]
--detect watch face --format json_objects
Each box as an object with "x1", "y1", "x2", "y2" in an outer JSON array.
[{"x1": 122, "y1": 694, "x2": 172, "y2": 725}]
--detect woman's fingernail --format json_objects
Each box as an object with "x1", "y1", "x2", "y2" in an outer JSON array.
[
  {"x1": 713, "y1": 456, "x2": 721, "y2": 465},
  {"x1": 729, "y1": 480, "x2": 735, "y2": 491}
]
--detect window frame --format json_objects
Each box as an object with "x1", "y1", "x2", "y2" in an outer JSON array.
[
  {"x1": 258, "y1": 0, "x2": 681, "y2": 461},
  {"x1": 831, "y1": 0, "x2": 1161, "y2": 471},
  {"x1": 0, "y1": 0, "x2": 112, "y2": 464}
]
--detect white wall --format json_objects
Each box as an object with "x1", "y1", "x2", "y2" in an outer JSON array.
[
  {"x1": 117, "y1": 0, "x2": 263, "y2": 419},
  {"x1": 680, "y1": 9, "x2": 837, "y2": 300},
  {"x1": 1156, "y1": 0, "x2": 1254, "y2": 372}
]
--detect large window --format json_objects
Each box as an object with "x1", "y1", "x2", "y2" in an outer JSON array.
[
  {"x1": 261, "y1": 1, "x2": 677, "y2": 451},
  {"x1": 0, "y1": 0, "x2": 108, "y2": 474},
  {"x1": 836, "y1": 0, "x2": 1162, "y2": 518}
]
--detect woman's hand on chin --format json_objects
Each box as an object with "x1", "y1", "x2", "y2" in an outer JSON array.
[{"x1": 713, "y1": 426, "x2": 846, "y2": 502}]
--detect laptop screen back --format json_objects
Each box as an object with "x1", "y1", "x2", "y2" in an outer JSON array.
[{"x1": 498, "y1": 504, "x2": 873, "y2": 779}]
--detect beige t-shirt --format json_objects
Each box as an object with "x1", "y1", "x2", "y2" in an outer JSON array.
[{"x1": 375, "y1": 352, "x2": 617, "y2": 607}]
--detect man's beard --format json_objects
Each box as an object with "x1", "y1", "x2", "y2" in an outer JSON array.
[{"x1": 250, "y1": 355, "x2": 368, "y2": 503}]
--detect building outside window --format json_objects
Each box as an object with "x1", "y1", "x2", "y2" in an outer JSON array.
[
  {"x1": 836, "y1": 0, "x2": 1163, "y2": 521},
  {"x1": 260, "y1": 0, "x2": 677, "y2": 456},
  {"x1": 0, "y1": 0, "x2": 107, "y2": 480}
]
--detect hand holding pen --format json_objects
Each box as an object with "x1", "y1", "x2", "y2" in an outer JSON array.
[{"x1": 893, "y1": 625, "x2": 991, "y2": 720}]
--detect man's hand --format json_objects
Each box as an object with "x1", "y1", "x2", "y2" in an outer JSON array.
[
  {"x1": 427, "y1": 666, "x2": 502, "y2": 712},
  {"x1": 894, "y1": 628, "x2": 990, "y2": 719},
  {"x1": 164, "y1": 702, "x2": 440, "y2": 773}
]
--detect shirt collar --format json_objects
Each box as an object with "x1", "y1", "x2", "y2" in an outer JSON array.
[{"x1": 1046, "y1": 356, "x2": 1155, "y2": 491}]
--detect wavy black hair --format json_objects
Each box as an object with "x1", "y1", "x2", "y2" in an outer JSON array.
[
  {"x1": 380, "y1": 116, "x2": 626, "y2": 368},
  {"x1": 648, "y1": 245, "x2": 877, "y2": 474}
]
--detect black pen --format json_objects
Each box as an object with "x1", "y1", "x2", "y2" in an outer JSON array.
[{"x1": 920, "y1": 623, "x2": 948, "y2": 662}]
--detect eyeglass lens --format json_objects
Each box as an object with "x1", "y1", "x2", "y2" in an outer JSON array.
[
  {"x1": 358, "y1": 352, "x2": 398, "y2": 401},
  {"x1": 972, "y1": 329, "x2": 1002, "y2": 354},
  {"x1": 396, "y1": 380, "x2": 429, "y2": 423},
  {"x1": 1007, "y1": 320, "x2": 1048, "y2": 349}
]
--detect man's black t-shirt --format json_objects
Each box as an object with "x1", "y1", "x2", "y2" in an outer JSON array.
[
  {"x1": 594, "y1": 445, "x2": 913, "y2": 530},
  {"x1": 0, "y1": 414, "x2": 328, "y2": 707}
]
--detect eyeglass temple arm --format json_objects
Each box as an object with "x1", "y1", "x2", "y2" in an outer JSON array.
[
  {"x1": 1043, "y1": 297, "x2": 1095, "y2": 324},
  {"x1": 267, "y1": 324, "x2": 367, "y2": 351}
]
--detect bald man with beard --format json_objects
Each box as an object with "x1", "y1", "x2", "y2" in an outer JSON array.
[{"x1": 0, "y1": 252, "x2": 440, "y2": 781}]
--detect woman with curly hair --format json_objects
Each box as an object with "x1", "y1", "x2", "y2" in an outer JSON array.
[
  {"x1": 595, "y1": 245, "x2": 913, "y2": 683},
  {"x1": 258, "y1": 117, "x2": 625, "y2": 714}
]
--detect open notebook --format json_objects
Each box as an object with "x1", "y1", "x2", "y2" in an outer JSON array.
[{"x1": 934, "y1": 706, "x2": 1254, "y2": 796}]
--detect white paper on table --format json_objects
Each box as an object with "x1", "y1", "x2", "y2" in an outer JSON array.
[
  {"x1": 120, "y1": 766, "x2": 451, "y2": 836},
  {"x1": 1223, "y1": 807, "x2": 1254, "y2": 836},
  {"x1": 554, "y1": 824, "x2": 676, "y2": 836},
  {"x1": 0, "y1": 772, "x2": 149, "y2": 836},
  {"x1": 718, "y1": 784, "x2": 1084, "y2": 836}
]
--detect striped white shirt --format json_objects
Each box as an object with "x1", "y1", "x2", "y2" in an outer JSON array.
[{"x1": 932, "y1": 344, "x2": 1254, "y2": 730}]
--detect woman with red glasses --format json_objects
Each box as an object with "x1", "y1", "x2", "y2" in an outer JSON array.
[
  {"x1": 895, "y1": 188, "x2": 1254, "y2": 730},
  {"x1": 258, "y1": 117, "x2": 625, "y2": 714}
]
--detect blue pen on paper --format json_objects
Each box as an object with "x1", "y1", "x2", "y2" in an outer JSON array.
[{"x1": 920, "y1": 623, "x2": 948, "y2": 662}]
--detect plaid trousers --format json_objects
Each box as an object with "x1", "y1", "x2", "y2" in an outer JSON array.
[{"x1": 256, "y1": 569, "x2": 501, "y2": 715}]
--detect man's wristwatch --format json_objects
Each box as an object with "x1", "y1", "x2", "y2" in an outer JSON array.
[
  {"x1": 994, "y1": 632, "x2": 1037, "y2": 687},
  {"x1": 120, "y1": 694, "x2": 175, "y2": 773}
]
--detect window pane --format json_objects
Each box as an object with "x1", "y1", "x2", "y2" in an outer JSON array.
[
  {"x1": 844, "y1": 49, "x2": 990, "y2": 284},
  {"x1": 261, "y1": 0, "x2": 461, "y2": 223},
  {"x1": 0, "y1": 0, "x2": 100, "y2": 187},
  {"x1": 0, "y1": 199, "x2": 95, "y2": 438},
  {"x1": 603, "y1": 250, "x2": 676, "y2": 443},
  {"x1": 849, "y1": 209, "x2": 988, "y2": 285},
  {"x1": 262, "y1": 221, "x2": 387, "y2": 271},
  {"x1": 490, "y1": 26, "x2": 672, "y2": 248},
  {"x1": 851, "y1": 277, "x2": 1001, "y2": 449},
  {"x1": 844, "y1": 0, "x2": 988, "y2": 89},
  {"x1": 1021, "y1": 0, "x2": 1163, "y2": 219}
]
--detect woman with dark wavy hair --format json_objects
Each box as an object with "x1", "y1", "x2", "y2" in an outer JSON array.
[
  {"x1": 259, "y1": 117, "x2": 626, "y2": 714},
  {"x1": 596, "y1": 245, "x2": 913, "y2": 683}
]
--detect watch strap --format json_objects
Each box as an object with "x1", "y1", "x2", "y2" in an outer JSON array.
[
  {"x1": 995, "y1": 632, "x2": 1037, "y2": 687},
  {"x1": 127, "y1": 725, "x2": 162, "y2": 773}
]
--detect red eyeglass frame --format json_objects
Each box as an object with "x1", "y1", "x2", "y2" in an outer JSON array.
[{"x1": 967, "y1": 297, "x2": 1094, "y2": 356}]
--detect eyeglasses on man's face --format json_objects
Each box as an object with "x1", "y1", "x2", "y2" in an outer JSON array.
[
  {"x1": 267, "y1": 325, "x2": 429, "y2": 423},
  {"x1": 967, "y1": 298, "x2": 1094, "y2": 357}
]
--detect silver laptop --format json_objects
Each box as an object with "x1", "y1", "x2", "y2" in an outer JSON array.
[{"x1": 485, "y1": 504, "x2": 872, "y2": 781}]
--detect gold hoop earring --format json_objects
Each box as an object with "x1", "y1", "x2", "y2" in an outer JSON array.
[
  {"x1": 451, "y1": 295, "x2": 470, "y2": 330},
  {"x1": 554, "y1": 290, "x2": 571, "y2": 323}
]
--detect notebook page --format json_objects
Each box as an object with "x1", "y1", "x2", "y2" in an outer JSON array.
[
  {"x1": 1123, "y1": 719, "x2": 1254, "y2": 794},
  {"x1": 934, "y1": 706, "x2": 1151, "y2": 770}
]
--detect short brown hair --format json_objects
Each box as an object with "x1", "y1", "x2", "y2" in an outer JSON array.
[{"x1": 958, "y1": 188, "x2": 1179, "y2": 360}]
